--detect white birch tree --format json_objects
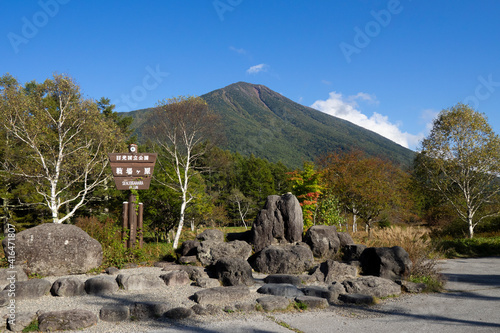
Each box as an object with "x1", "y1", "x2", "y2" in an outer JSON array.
[
  {"x1": 146, "y1": 96, "x2": 219, "y2": 249},
  {"x1": 418, "y1": 103, "x2": 500, "y2": 238},
  {"x1": 0, "y1": 73, "x2": 123, "y2": 223}
]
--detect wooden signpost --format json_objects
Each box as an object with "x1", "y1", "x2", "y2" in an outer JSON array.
[{"x1": 109, "y1": 144, "x2": 157, "y2": 249}]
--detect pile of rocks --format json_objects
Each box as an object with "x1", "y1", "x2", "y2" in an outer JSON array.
[{"x1": 0, "y1": 193, "x2": 426, "y2": 332}]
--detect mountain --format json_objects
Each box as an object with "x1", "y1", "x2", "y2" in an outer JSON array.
[{"x1": 124, "y1": 82, "x2": 415, "y2": 169}]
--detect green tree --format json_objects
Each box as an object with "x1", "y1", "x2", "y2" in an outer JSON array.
[
  {"x1": 0, "y1": 73, "x2": 125, "y2": 224},
  {"x1": 417, "y1": 103, "x2": 500, "y2": 238}
]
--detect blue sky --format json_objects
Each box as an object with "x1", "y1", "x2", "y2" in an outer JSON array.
[{"x1": 2, "y1": 0, "x2": 500, "y2": 151}]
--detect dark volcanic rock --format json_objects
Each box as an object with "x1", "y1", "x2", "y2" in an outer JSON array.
[
  {"x1": 251, "y1": 244, "x2": 314, "y2": 274},
  {"x1": 304, "y1": 225, "x2": 340, "y2": 259},
  {"x1": 359, "y1": 246, "x2": 412, "y2": 280}
]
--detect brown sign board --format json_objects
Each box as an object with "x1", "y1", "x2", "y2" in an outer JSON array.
[{"x1": 108, "y1": 153, "x2": 157, "y2": 190}]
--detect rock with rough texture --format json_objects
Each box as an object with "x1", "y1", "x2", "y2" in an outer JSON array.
[
  {"x1": 359, "y1": 246, "x2": 412, "y2": 280},
  {"x1": 197, "y1": 240, "x2": 252, "y2": 266},
  {"x1": 51, "y1": 277, "x2": 86, "y2": 297},
  {"x1": 160, "y1": 270, "x2": 190, "y2": 286},
  {"x1": 7, "y1": 312, "x2": 36, "y2": 332},
  {"x1": 0, "y1": 267, "x2": 28, "y2": 290},
  {"x1": 329, "y1": 282, "x2": 347, "y2": 300},
  {"x1": 257, "y1": 284, "x2": 304, "y2": 298},
  {"x1": 397, "y1": 280, "x2": 427, "y2": 293},
  {"x1": 251, "y1": 244, "x2": 314, "y2": 274},
  {"x1": 295, "y1": 296, "x2": 329, "y2": 309},
  {"x1": 337, "y1": 232, "x2": 355, "y2": 247},
  {"x1": 310, "y1": 259, "x2": 358, "y2": 284},
  {"x1": 251, "y1": 194, "x2": 304, "y2": 252},
  {"x1": 263, "y1": 274, "x2": 303, "y2": 286},
  {"x1": 116, "y1": 274, "x2": 164, "y2": 291},
  {"x1": 38, "y1": 309, "x2": 98, "y2": 332},
  {"x1": 178, "y1": 255, "x2": 198, "y2": 265},
  {"x1": 197, "y1": 229, "x2": 224, "y2": 242},
  {"x1": 164, "y1": 307, "x2": 193, "y2": 320},
  {"x1": 105, "y1": 267, "x2": 120, "y2": 275},
  {"x1": 191, "y1": 304, "x2": 220, "y2": 316},
  {"x1": 342, "y1": 276, "x2": 402, "y2": 298},
  {"x1": 193, "y1": 286, "x2": 250, "y2": 305},
  {"x1": 301, "y1": 286, "x2": 338, "y2": 303},
  {"x1": 339, "y1": 293, "x2": 375, "y2": 305},
  {"x1": 214, "y1": 257, "x2": 254, "y2": 286},
  {"x1": 99, "y1": 305, "x2": 130, "y2": 322},
  {"x1": 257, "y1": 296, "x2": 291, "y2": 311},
  {"x1": 342, "y1": 244, "x2": 367, "y2": 262},
  {"x1": 3, "y1": 223, "x2": 102, "y2": 276},
  {"x1": 84, "y1": 276, "x2": 119, "y2": 295},
  {"x1": 7, "y1": 279, "x2": 51, "y2": 299},
  {"x1": 162, "y1": 265, "x2": 208, "y2": 281},
  {"x1": 195, "y1": 277, "x2": 221, "y2": 288},
  {"x1": 304, "y1": 225, "x2": 340, "y2": 259},
  {"x1": 181, "y1": 240, "x2": 201, "y2": 256},
  {"x1": 130, "y1": 302, "x2": 169, "y2": 320}
]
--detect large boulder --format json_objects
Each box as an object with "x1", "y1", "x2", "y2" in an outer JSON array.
[
  {"x1": 341, "y1": 276, "x2": 402, "y2": 298},
  {"x1": 38, "y1": 309, "x2": 98, "y2": 332},
  {"x1": 197, "y1": 240, "x2": 252, "y2": 266},
  {"x1": 251, "y1": 194, "x2": 303, "y2": 252},
  {"x1": 310, "y1": 259, "x2": 358, "y2": 284},
  {"x1": 51, "y1": 277, "x2": 86, "y2": 296},
  {"x1": 303, "y1": 225, "x2": 340, "y2": 259},
  {"x1": 2, "y1": 224, "x2": 102, "y2": 276},
  {"x1": 213, "y1": 257, "x2": 254, "y2": 286},
  {"x1": 359, "y1": 246, "x2": 412, "y2": 280},
  {"x1": 6, "y1": 279, "x2": 51, "y2": 299},
  {"x1": 192, "y1": 286, "x2": 250, "y2": 305},
  {"x1": 342, "y1": 244, "x2": 367, "y2": 262},
  {"x1": 251, "y1": 244, "x2": 314, "y2": 274},
  {"x1": 197, "y1": 229, "x2": 224, "y2": 242},
  {"x1": 116, "y1": 274, "x2": 164, "y2": 291}
]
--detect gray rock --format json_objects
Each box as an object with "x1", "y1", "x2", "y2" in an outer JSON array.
[
  {"x1": 263, "y1": 274, "x2": 303, "y2": 286},
  {"x1": 38, "y1": 309, "x2": 98, "y2": 332},
  {"x1": 195, "y1": 277, "x2": 221, "y2": 288},
  {"x1": 164, "y1": 307, "x2": 193, "y2": 320},
  {"x1": 295, "y1": 295, "x2": 329, "y2": 309},
  {"x1": 51, "y1": 277, "x2": 86, "y2": 296},
  {"x1": 339, "y1": 293, "x2": 375, "y2": 304},
  {"x1": 257, "y1": 283, "x2": 304, "y2": 298},
  {"x1": 105, "y1": 267, "x2": 120, "y2": 275},
  {"x1": 178, "y1": 255, "x2": 198, "y2": 265},
  {"x1": 197, "y1": 240, "x2": 252, "y2": 266},
  {"x1": 214, "y1": 257, "x2": 254, "y2": 286},
  {"x1": 0, "y1": 267, "x2": 27, "y2": 290},
  {"x1": 6, "y1": 311, "x2": 36, "y2": 332},
  {"x1": 2, "y1": 224, "x2": 102, "y2": 276},
  {"x1": 0, "y1": 290, "x2": 10, "y2": 307},
  {"x1": 257, "y1": 296, "x2": 291, "y2": 311},
  {"x1": 342, "y1": 244, "x2": 367, "y2": 262},
  {"x1": 310, "y1": 259, "x2": 358, "y2": 284},
  {"x1": 251, "y1": 244, "x2": 314, "y2": 274},
  {"x1": 304, "y1": 225, "x2": 340, "y2": 259},
  {"x1": 84, "y1": 276, "x2": 119, "y2": 295},
  {"x1": 251, "y1": 194, "x2": 304, "y2": 253},
  {"x1": 337, "y1": 232, "x2": 355, "y2": 247},
  {"x1": 160, "y1": 270, "x2": 190, "y2": 286},
  {"x1": 154, "y1": 261, "x2": 175, "y2": 268},
  {"x1": 181, "y1": 240, "x2": 201, "y2": 256},
  {"x1": 193, "y1": 286, "x2": 250, "y2": 305},
  {"x1": 130, "y1": 302, "x2": 169, "y2": 320},
  {"x1": 162, "y1": 265, "x2": 209, "y2": 281},
  {"x1": 191, "y1": 304, "x2": 220, "y2": 316},
  {"x1": 301, "y1": 286, "x2": 338, "y2": 303},
  {"x1": 342, "y1": 276, "x2": 402, "y2": 298},
  {"x1": 359, "y1": 246, "x2": 413, "y2": 280},
  {"x1": 116, "y1": 274, "x2": 164, "y2": 291},
  {"x1": 197, "y1": 229, "x2": 224, "y2": 242},
  {"x1": 328, "y1": 282, "x2": 347, "y2": 300},
  {"x1": 234, "y1": 302, "x2": 255, "y2": 312},
  {"x1": 99, "y1": 305, "x2": 130, "y2": 322},
  {"x1": 6, "y1": 279, "x2": 51, "y2": 299},
  {"x1": 398, "y1": 280, "x2": 427, "y2": 293}
]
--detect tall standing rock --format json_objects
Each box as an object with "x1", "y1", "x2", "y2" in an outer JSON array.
[
  {"x1": 252, "y1": 193, "x2": 303, "y2": 252},
  {"x1": 2, "y1": 223, "x2": 103, "y2": 276}
]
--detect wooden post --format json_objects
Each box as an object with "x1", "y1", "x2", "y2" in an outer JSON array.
[
  {"x1": 122, "y1": 201, "x2": 129, "y2": 246},
  {"x1": 128, "y1": 192, "x2": 137, "y2": 249},
  {"x1": 138, "y1": 203, "x2": 144, "y2": 248}
]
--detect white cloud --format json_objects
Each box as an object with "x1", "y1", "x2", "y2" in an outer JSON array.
[
  {"x1": 229, "y1": 46, "x2": 246, "y2": 54},
  {"x1": 311, "y1": 91, "x2": 423, "y2": 149},
  {"x1": 246, "y1": 63, "x2": 268, "y2": 74}
]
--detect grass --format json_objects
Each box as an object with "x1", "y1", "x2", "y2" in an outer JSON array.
[
  {"x1": 22, "y1": 319, "x2": 39, "y2": 332},
  {"x1": 437, "y1": 236, "x2": 500, "y2": 258}
]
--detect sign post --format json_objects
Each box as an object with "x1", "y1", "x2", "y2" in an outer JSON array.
[{"x1": 109, "y1": 144, "x2": 157, "y2": 249}]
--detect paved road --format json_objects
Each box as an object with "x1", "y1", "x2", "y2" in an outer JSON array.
[{"x1": 149, "y1": 257, "x2": 500, "y2": 333}]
